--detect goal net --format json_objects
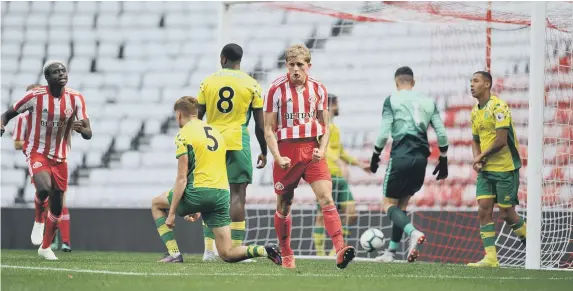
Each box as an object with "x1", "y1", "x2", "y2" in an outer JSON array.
[{"x1": 221, "y1": 1, "x2": 573, "y2": 269}]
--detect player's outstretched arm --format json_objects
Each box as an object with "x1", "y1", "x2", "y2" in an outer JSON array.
[
  {"x1": 167, "y1": 154, "x2": 189, "y2": 228},
  {"x1": 0, "y1": 108, "x2": 19, "y2": 137},
  {"x1": 253, "y1": 108, "x2": 268, "y2": 168},
  {"x1": 370, "y1": 97, "x2": 393, "y2": 173}
]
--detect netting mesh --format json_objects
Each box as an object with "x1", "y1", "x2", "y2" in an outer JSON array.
[{"x1": 226, "y1": 1, "x2": 573, "y2": 268}]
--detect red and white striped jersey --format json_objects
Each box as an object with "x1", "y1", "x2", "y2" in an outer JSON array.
[
  {"x1": 11, "y1": 111, "x2": 30, "y2": 142},
  {"x1": 264, "y1": 74, "x2": 328, "y2": 140},
  {"x1": 12, "y1": 86, "x2": 89, "y2": 162}
]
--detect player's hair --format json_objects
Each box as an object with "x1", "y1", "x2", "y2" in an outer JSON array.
[
  {"x1": 328, "y1": 94, "x2": 338, "y2": 107},
  {"x1": 174, "y1": 96, "x2": 199, "y2": 116},
  {"x1": 394, "y1": 66, "x2": 414, "y2": 84},
  {"x1": 474, "y1": 71, "x2": 493, "y2": 89},
  {"x1": 286, "y1": 44, "x2": 311, "y2": 63},
  {"x1": 26, "y1": 84, "x2": 42, "y2": 91},
  {"x1": 43, "y1": 60, "x2": 67, "y2": 76},
  {"x1": 221, "y1": 43, "x2": 243, "y2": 62}
]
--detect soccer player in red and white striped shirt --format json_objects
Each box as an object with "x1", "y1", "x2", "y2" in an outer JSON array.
[
  {"x1": 1, "y1": 61, "x2": 92, "y2": 260},
  {"x1": 263, "y1": 44, "x2": 355, "y2": 269},
  {"x1": 11, "y1": 83, "x2": 73, "y2": 253}
]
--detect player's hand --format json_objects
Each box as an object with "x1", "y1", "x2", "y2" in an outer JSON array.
[
  {"x1": 184, "y1": 213, "x2": 201, "y2": 223},
  {"x1": 72, "y1": 121, "x2": 84, "y2": 133},
  {"x1": 432, "y1": 156, "x2": 449, "y2": 180},
  {"x1": 276, "y1": 156, "x2": 291, "y2": 169},
  {"x1": 473, "y1": 161, "x2": 483, "y2": 173},
  {"x1": 256, "y1": 153, "x2": 267, "y2": 169},
  {"x1": 360, "y1": 162, "x2": 371, "y2": 174},
  {"x1": 165, "y1": 213, "x2": 176, "y2": 229},
  {"x1": 0, "y1": 124, "x2": 4, "y2": 137},
  {"x1": 370, "y1": 153, "x2": 381, "y2": 173},
  {"x1": 312, "y1": 148, "x2": 324, "y2": 162}
]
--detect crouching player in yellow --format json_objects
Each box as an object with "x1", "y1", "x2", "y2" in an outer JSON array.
[
  {"x1": 313, "y1": 94, "x2": 371, "y2": 256},
  {"x1": 468, "y1": 71, "x2": 527, "y2": 267},
  {"x1": 151, "y1": 96, "x2": 282, "y2": 265}
]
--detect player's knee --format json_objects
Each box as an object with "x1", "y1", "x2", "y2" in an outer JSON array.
[
  {"x1": 49, "y1": 191, "x2": 63, "y2": 216},
  {"x1": 498, "y1": 207, "x2": 512, "y2": 221}
]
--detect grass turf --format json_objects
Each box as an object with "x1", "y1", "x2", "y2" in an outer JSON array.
[{"x1": 1, "y1": 250, "x2": 571, "y2": 291}]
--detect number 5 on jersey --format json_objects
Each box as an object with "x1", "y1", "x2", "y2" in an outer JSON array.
[
  {"x1": 204, "y1": 126, "x2": 219, "y2": 151},
  {"x1": 217, "y1": 87, "x2": 234, "y2": 113}
]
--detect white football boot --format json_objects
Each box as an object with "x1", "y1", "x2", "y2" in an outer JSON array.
[
  {"x1": 407, "y1": 230, "x2": 426, "y2": 263},
  {"x1": 202, "y1": 250, "x2": 219, "y2": 262},
  {"x1": 375, "y1": 249, "x2": 396, "y2": 262},
  {"x1": 38, "y1": 246, "x2": 58, "y2": 260},
  {"x1": 30, "y1": 222, "x2": 44, "y2": 246}
]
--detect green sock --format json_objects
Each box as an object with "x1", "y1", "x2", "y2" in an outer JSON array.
[
  {"x1": 387, "y1": 206, "x2": 417, "y2": 235},
  {"x1": 511, "y1": 219, "x2": 527, "y2": 241},
  {"x1": 480, "y1": 223, "x2": 497, "y2": 260},
  {"x1": 231, "y1": 221, "x2": 246, "y2": 248},
  {"x1": 203, "y1": 222, "x2": 215, "y2": 252},
  {"x1": 246, "y1": 245, "x2": 267, "y2": 258},
  {"x1": 155, "y1": 217, "x2": 180, "y2": 256}
]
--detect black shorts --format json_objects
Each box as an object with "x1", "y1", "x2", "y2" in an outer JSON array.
[{"x1": 382, "y1": 156, "x2": 427, "y2": 199}]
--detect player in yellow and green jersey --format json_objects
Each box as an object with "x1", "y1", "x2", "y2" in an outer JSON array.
[
  {"x1": 150, "y1": 96, "x2": 281, "y2": 265},
  {"x1": 313, "y1": 94, "x2": 370, "y2": 256},
  {"x1": 467, "y1": 71, "x2": 527, "y2": 268},
  {"x1": 197, "y1": 44, "x2": 267, "y2": 261}
]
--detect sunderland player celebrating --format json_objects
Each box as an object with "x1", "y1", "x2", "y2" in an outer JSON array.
[
  {"x1": 264, "y1": 44, "x2": 356, "y2": 269},
  {"x1": 12, "y1": 84, "x2": 73, "y2": 252},
  {"x1": 467, "y1": 71, "x2": 526, "y2": 268},
  {"x1": 369, "y1": 67, "x2": 449, "y2": 263},
  {"x1": 1, "y1": 61, "x2": 91, "y2": 260},
  {"x1": 150, "y1": 96, "x2": 281, "y2": 265},
  {"x1": 313, "y1": 94, "x2": 370, "y2": 256},
  {"x1": 197, "y1": 43, "x2": 267, "y2": 261}
]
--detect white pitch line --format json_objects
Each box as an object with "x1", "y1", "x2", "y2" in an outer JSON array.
[{"x1": 2, "y1": 265, "x2": 572, "y2": 281}]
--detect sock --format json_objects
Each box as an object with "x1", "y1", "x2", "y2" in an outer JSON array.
[
  {"x1": 313, "y1": 226, "x2": 326, "y2": 255},
  {"x1": 155, "y1": 217, "x2": 180, "y2": 257},
  {"x1": 34, "y1": 194, "x2": 48, "y2": 223},
  {"x1": 274, "y1": 211, "x2": 293, "y2": 256},
  {"x1": 203, "y1": 222, "x2": 215, "y2": 253},
  {"x1": 60, "y1": 207, "x2": 70, "y2": 244},
  {"x1": 321, "y1": 205, "x2": 345, "y2": 252},
  {"x1": 246, "y1": 245, "x2": 267, "y2": 258},
  {"x1": 389, "y1": 224, "x2": 404, "y2": 251},
  {"x1": 230, "y1": 221, "x2": 246, "y2": 248},
  {"x1": 511, "y1": 219, "x2": 527, "y2": 241},
  {"x1": 387, "y1": 206, "x2": 417, "y2": 236},
  {"x1": 480, "y1": 223, "x2": 497, "y2": 261},
  {"x1": 41, "y1": 212, "x2": 61, "y2": 249}
]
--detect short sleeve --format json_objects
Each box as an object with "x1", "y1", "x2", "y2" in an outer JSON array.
[
  {"x1": 197, "y1": 81, "x2": 207, "y2": 105},
  {"x1": 13, "y1": 92, "x2": 36, "y2": 114},
  {"x1": 264, "y1": 84, "x2": 280, "y2": 113},
  {"x1": 493, "y1": 102, "x2": 511, "y2": 129},
  {"x1": 318, "y1": 83, "x2": 328, "y2": 111},
  {"x1": 75, "y1": 94, "x2": 89, "y2": 120},
  {"x1": 251, "y1": 82, "x2": 264, "y2": 109},
  {"x1": 175, "y1": 132, "x2": 188, "y2": 158}
]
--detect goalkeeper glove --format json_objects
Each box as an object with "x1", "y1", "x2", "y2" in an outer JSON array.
[
  {"x1": 432, "y1": 156, "x2": 449, "y2": 180},
  {"x1": 370, "y1": 146, "x2": 382, "y2": 173}
]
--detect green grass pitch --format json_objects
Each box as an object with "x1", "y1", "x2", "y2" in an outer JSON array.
[{"x1": 1, "y1": 250, "x2": 571, "y2": 291}]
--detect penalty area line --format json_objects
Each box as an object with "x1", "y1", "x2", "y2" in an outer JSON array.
[{"x1": 1, "y1": 265, "x2": 572, "y2": 281}]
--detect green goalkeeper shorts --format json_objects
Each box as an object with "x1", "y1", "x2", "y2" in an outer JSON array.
[
  {"x1": 475, "y1": 170, "x2": 520, "y2": 208},
  {"x1": 226, "y1": 127, "x2": 253, "y2": 184},
  {"x1": 167, "y1": 187, "x2": 231, "y2": 228},
  {"x1": 316, "y1": 175, "x2": 354, "y2": 210}
]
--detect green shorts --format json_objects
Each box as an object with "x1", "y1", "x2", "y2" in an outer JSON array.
[
  {"x1": 317, "y1": 175, "x2": 354, "y2": 210},
  {"x1": 167, "y1": 187, "x2": 231, "y2": 228},
  {"x1": 226, "y1": 127, "x2": 253, "y2": 184},
  {"x1": 383, "y1": 156, "x2": 427, "y2": 199},
  {"x1": 476, "y1": 170, "x2": 520, "y2": 208}
]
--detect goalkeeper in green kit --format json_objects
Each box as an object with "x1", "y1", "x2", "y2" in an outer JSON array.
[{"x1": 369, "y1": 67, "x2": 449, "y2": 263}]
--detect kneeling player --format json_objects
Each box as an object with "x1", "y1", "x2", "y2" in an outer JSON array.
[
  {"x1": 151, "y1": 96, "x2": 281, "y2": 265},
  {"x1": 370, "y1": 67, "x2": 449, "y2": 263}
]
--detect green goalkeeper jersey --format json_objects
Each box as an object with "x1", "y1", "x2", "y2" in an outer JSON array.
[{"x1": 375, "y1": 90, "x2": 449, "y2": 158}]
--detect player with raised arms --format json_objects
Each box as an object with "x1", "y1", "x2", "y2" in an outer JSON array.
[
  {"x1": 264, "y1": 44, "x2": 356, "y2": 269},
  {"x1": 197, "y1": 43, "x2": 267, "y2": 261},
  {"x1": 467, "y1": 71, "x2": 526, "y2": 267},
  {"x1": 313, "y1": 94, "x2": 370, "y2": 256},
  {"x1": 12, "y1": 83, "x2": 73, "y2": 252},
  {"x1": 150, "y1": 96, "x2": 282, "y2": 265},
  {"x1": 1, "y1": 61, "x2": 92, "y2": 260},
  {"x1": 370, "y1": 66, "x2": 449, "y2": 263}
]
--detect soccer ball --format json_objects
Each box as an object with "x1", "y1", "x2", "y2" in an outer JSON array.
[{"x1": 360, "y1": 228, "x2": 385, "y2": 252}]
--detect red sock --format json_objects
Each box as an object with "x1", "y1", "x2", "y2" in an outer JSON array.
[
  {"x1": 34, "y1": 194, "x2": 48, "y2": 223},
  {"x1": 60, "y1": 207, "x2": 70, "y2": 244},
  {"x1": 322, "y1": 205, "x2": 345, "y2": 252},
  {"x1": 41, "y1": 212, "x2": 61, "y2": 249},
  {"x1": 274, "y1": 211, "x2": 293, "y2": 256}
]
